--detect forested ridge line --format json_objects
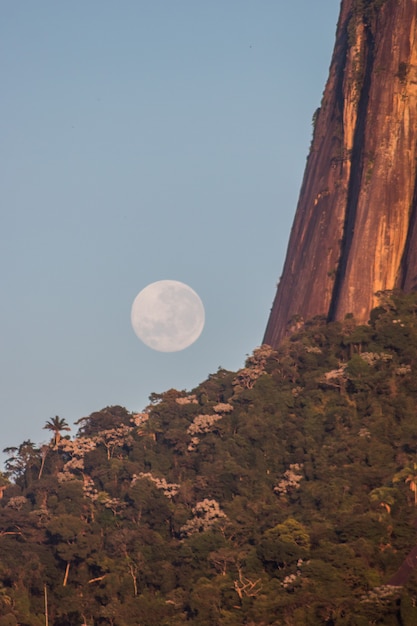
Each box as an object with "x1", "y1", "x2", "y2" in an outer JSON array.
[{"x1": 2, "y1": 291, "x2": 417, "y2": 624}]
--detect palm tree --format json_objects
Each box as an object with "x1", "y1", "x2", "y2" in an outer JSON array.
[
  {"x1": 43, "y1": 416, "x2": 71, "y2": 447},
  {"x1": 393, "y1": 462, "x2": 417, "y2": 506},
  {"x1": 405, "y1": 467, "x2": 417, "y2": 506},
  {"x1": 369, "y1": 486, "x2": 396, "y2": 514}
]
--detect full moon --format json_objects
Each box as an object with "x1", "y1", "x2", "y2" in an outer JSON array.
[{"x1": 131, "y1": 280, "x2": 205, "y2": 352}]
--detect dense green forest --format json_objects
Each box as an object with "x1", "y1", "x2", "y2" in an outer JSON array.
[{"x1": 3, "y1": 291, "x2": 417, "y2": 625}]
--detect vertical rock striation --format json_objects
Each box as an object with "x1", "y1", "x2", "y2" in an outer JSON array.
[{"x1": 264, "y1": 0, "x2": 417, "y2": 348}]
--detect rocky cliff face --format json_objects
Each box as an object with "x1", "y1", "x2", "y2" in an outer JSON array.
[{"x1": 264, "y1": 0, "x2": 417, "y2": 348}]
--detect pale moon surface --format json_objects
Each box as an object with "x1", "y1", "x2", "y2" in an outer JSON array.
[{"x1": 131, "y1": 280, "x2": 205, "y2": 352}]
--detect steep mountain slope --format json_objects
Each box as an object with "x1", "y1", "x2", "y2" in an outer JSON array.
[
  {"x1": 2, "y1": 293, "x2": 417, "y2": 624},
  {"x1": 264, "y1": 0, "x2": 417, "y2": 348}
]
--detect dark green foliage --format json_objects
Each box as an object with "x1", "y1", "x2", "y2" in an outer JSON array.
[
  {"x1": 347, "y1": 0, "x2": 389, "y2": 46},
  {"x1": 3, "y1": 292, "x2": 417, "y2": 623},
  {"x1": 397, "y1": 61, "x2": 409, "y2": 84}
]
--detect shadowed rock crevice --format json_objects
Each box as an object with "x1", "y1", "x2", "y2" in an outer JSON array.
[
  {"x1": 328, "y1": 18, "x2": 375, "y2": 321},
  {"x1": 399, "y1": 173, "x2": 417, "y2": 292}
]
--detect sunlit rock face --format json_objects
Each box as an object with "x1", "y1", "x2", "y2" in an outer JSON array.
[{"x1": 264, "y1": 0, "x2": 417, "y2": 348}]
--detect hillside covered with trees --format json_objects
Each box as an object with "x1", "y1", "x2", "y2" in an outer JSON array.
[{"x1": 3, "y1": 292, "x2": 417, "y2": 625}]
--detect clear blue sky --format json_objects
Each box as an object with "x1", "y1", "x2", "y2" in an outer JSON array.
[{"x1": 1, "y1": 1, "x2": 340, "y2": 455}]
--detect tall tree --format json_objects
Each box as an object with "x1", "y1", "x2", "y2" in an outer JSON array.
[{"x1": 43, "y1": 416, "x2": 71, "y2": 447}]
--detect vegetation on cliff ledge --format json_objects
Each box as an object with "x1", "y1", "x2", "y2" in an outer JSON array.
[{"x1": 2, "y1": 291, "x2": 417, "y2": 624}]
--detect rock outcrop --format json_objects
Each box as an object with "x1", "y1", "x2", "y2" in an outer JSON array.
[{"x1": 264, "y1": 0, "x2": 417, "y2": 348}]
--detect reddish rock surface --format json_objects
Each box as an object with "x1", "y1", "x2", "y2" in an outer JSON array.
[{"x1": 264, "y1": 0, "x2": 417, "y2": 348}]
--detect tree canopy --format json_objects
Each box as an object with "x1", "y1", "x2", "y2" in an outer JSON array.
[{"x1": 2, "y1": 291, "x2": 417, "y2": 624}]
